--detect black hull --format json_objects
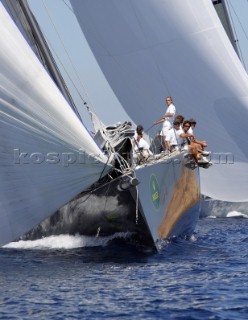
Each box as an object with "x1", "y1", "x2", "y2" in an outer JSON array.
[
  {"x1": 20, "y1": 153, "x2": 201, "y2": 250},
  {"x1": 20, "y1": 176, "x2": 156, "y2": 249}
]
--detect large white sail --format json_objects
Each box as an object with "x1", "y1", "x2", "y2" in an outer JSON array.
[
  {"x1": 0, "y1": 4, "x2": 110, "y2": 246},
  {"x1": 70, "y1": 0, "x2": 248, "y2": 202}
]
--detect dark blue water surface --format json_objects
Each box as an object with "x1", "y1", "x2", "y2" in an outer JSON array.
[{"x1": 0, "y1": 217, "x2": 248, "y2": 320}]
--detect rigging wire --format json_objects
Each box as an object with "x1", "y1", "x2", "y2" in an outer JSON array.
[
  {"x1": 60, "y1": 0, "x2": 173, "y2": 142},
  {"x1": 5, "y1": 0, "x2": 83, "y2": 121},
  {"x1": 39, "y1": 0, "x2": 119, "y2": 174},
  {"x1": 41, "y1": 0, "x2": 95, "y2": 112},
  {"x1": 67, "y1": 1, "x2": 165, "y2": 116},
  {"x1": 225, "y1": 0, "x2": 248, "y2": 71},
  {"x1": 135, "y1": 187, "x2": 139, "y2": 224},
  {"x1": 62, "y1": 0, "x2": 74, "y2": 13}
]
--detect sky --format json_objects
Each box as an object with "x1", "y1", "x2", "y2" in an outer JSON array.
[
  {"x1": 225, "y1": 0, "x2": 248, "y2": 71},
  {"x1": 27, "y1": 0, "x2": 248, "y2": 131},
  {"x1": 28, "y1": 0, "x2": 130, "y2": 131}
]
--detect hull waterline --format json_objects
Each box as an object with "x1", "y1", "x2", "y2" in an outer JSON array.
[{"x1": 20, "y1": 152, "x2": 200, "y2": 251}]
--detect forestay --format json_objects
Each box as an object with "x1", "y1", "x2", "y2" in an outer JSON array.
[
  {"x1": 70, "y1": 0, "x2": 248, "y2": 202},
  {"x1": 0, "y1": 4, "x2": 110, "y2": 246}
]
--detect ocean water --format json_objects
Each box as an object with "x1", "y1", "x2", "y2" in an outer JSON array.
[{"x1": 0, "y1": 216, "x2": 248, "y2": 320}]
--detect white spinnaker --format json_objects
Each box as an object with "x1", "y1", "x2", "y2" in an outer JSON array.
[
  {"x1": 0, "y1": 4, "x2": 110, "y2": 246},
  {"x1": 70, "y1": 0, "x2": 248, "y2": 202}
]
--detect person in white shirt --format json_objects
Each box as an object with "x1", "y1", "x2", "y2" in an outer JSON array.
[
  {"x1": 182, "y1": 120, "x2": 210, "y2": 164},
  {"x1": 154, "y1": 96, "x2": 176, "y2": 152},
  {"x1": 174, "y1": 114, "x2": 185, "y2": 129},
  {"x1": 133, "y1": 133, "x2": 150, "y2": 151},
  {"x1": 188, "y1": 118, "x2": 209, "y2": 155},
  {"x1": 165, "y1": 121, "x2": 183, "y2": 152},
  {"x1": 132, "y1": 124, "x2": 143, "y2": 140},
  {"x1": 133, "y1": 132, "x2": 152, "y2": 164},
  {"x1": 132, "y1": 124, "x2": 151, "y2": 149}
]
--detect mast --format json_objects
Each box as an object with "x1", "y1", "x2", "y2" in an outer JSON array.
[{"x1": 2, "y1": 0, "x2": 82, "y2": 120}]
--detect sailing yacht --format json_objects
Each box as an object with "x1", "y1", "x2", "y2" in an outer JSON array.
[
  {"x1": 0, "y1": 0, "x2": 201, "y2": 250},
  {"x1": 1, "y1": 0, "x2": 248, "y2": 249}
]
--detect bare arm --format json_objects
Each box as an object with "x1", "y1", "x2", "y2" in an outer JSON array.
[
  {"x1": 154, "y1": 112, "x2": 175, "y2": 124},
  {"x1": 180, "y1": 133, "x2": 195, "y2": 139},
  {"x1": 154, "y1": 117, "x2": 165, "y2": 125}
]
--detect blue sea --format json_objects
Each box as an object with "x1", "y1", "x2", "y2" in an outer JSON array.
[{"x1": 0, "y1": 216, "x2": 248, "y2": 320}]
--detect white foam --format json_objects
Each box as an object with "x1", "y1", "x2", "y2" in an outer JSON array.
[
  {"x1": 226, "y1": 211, "x2": 248, "y2": 219},
  {"x1": 189, "y1": 234, "x2": 197, "y2": 242},
  {"x1": 3, "y1": 232, "x2": 132, "y2": 250}
]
